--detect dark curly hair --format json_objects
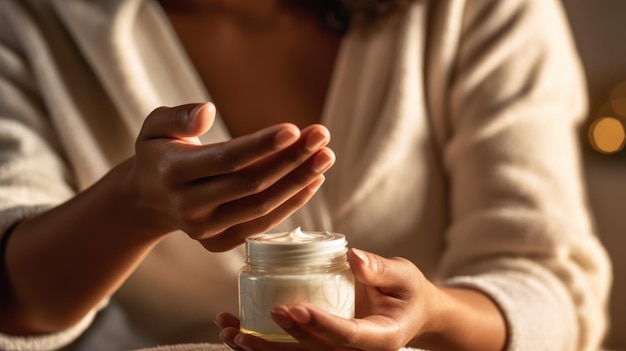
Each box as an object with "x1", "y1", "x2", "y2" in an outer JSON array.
[{"x1": 296, "y1": 0, "x2": 416, "y2": 34}]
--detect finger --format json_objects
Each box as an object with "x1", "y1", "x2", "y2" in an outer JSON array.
[
  {"x1": 213, "y1": 149, "x2": 333, "y2": 223},
  {"x1": 232, "y1": 331, "x2": 307, "y2": 351},
  {"x1": 157, "y1": 123, "x2": 327, "y2": 188},
  {"x1": 214, "y1": 313, "x2": 246, "y2": 350},
  {"x1": 348, "y1": 248, "x2": 419, "y2": 299},
  {"x1": 215, "y1": 312, "x2": 240, "y2": 330},
  {"x1": 138, "y1": 103, "x2": 216, "y2": 143},
  {"x1": 270, "y1": 305, "x2": 340, "y2": 351},
  {"x1": 217, "y1": 318, "x2": 307, "y2": 351},
  {"x1": 169, "y1": 123, "x2": 302, "y2": 183},
  {"x1": 199, "y1": 175, "x2": 325, "y2": 252},
  {"x1": 273, "y1": 304, "x2": 402, "y2": 351},
  {"x1": 182, "y1": 147, "x2": 334, "y2": 233},
  {"x1": 238, "y1": 125, "x2": 332, "y2": 185},
  {"x1": 219, "y1": 327, "x2": 247, "y2": 351}
]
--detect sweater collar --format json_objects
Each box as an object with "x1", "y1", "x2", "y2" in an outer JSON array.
[{"x1": 48, "y1": 0, "x2": 230, "y2": 143}]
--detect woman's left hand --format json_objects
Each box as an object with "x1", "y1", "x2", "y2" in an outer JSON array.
[{"x1": 215, "y1": 248, "x2": 438, "y2": 351}]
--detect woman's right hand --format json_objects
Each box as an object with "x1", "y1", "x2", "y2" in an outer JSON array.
[{"x1": 127, "y1": 102, "x2": 335, "y2": 252}]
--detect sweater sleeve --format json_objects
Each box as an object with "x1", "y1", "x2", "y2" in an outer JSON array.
[
  {"x1": 437, "y1": 0, "x2": 611, "y2": 350},
  {"x1": 0, "y1": 1, "x2": 75, "y2": 242},
  {"x1": 0, "y1": 312, "x2": 97, "y2": 351},
  {"x1": 0, "y1": 3, "x2": 99, "y2": 350}
]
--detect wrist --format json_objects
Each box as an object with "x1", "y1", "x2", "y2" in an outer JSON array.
[
  {"x1": 408, "y1": 283, "x2": 451, "y2": 347},
  {"x1": 411, "y1": 286, "x2": 507, "y2": 351},
  {"x1": 100, "y1": 157, "x2": 174, "y2": 243},
  {"x1": 1, "y1": 157, "x2": 173, "y2": 334}
]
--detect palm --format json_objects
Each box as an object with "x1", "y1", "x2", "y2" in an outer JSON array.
[{"x1": 217, "y1": 250, "x2": 432, "y2": 351}]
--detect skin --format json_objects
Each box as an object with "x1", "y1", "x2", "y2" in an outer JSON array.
[
  {"x1": 216, "y1": 249, "x2": 507, "y2": 351},
  {"x1": 0, "y1": 103, "x2": 335, "y2": 334},
  {"x1": 0, "y1": 1, "x2": 508, "y2": 350},
  {"x1": 177, "y1": 1, "x2": 507, "y2": 350},
  {"x1": 162, "y1": 0, "x2": 340, "y2": 138}
]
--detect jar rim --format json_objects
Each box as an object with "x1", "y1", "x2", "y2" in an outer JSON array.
[{"x1": 245, "y1": 229, "x2": 347, "y2": 266}]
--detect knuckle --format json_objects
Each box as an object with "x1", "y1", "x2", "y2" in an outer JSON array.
[
  {"x1": 180, "y1": 209, "x2": 203, "y2": 225},
  {"x1": 180, "y1": 225, "x2": 203, "y2": 239},
  {"x1": 242, "y1": 176, "x2": 266, "y2": 194},
  {"x1": 286, "y1": 186, "x2": 314, "y2": 207},
  {"x1": 142, "y1": 106, "x2": 167, "y2": 127},
  {"x1": 177, "y1": 210, "x2": 214, "y2": 237},
  {"x1": 372, "y1": 254, "x2": 388, "y2": 276},
  {"x1": 172, "y1": 106, "x2": 190, "y2": 132},
  {"x1": 250, "y1": 199, "x2": 273, "y2": 217},
  {"x1": 150, "y1": 106, "x2": 168, "y2": 116},
  {"x1": 189, "y1": 225, "x2": 221, "y2": 242},
  {"x1": 146, "y1": 151, "x2": 181, "y2": 186},
  {"x1": 390, "y1": 256, "x2": 412, "y2": 266},
  {"x1": 342, "y1": 320, "x2": 362, "y2": 345},
  {"x1": 249, "y1": 216, "x2": 277, "y2": 235},
  {"x1": 213, "y1": 148, "x2": 239, "y2": 174},
  {"x1": 159, "y1": 162, "x2": 179, "y2": 186}
]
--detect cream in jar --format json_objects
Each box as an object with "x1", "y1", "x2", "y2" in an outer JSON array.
[{"x1": 238, "y1": 227, "x2": 355, "y2": 342}]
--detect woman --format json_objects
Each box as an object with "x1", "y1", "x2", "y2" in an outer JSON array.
[{"x1": 0, "y1": 0, "x2": 611, "y2": 350}]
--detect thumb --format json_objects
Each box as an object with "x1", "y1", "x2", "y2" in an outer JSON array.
[
  {"x1": 348, "y1": 248, "x2": 418, "y2": 296},
  {"x1": 138, "y1": 102, "x2": 216, "y2": 143}
]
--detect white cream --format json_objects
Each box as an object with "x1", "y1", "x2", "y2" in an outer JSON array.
[
  {"x1": 256, "y1": 226, "x2": 319, "y2": 243},
  {"x1": 239, "y1": 228, "x2": 354, "y2": 342}
]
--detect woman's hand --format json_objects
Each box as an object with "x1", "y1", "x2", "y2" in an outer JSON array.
[
  {"x1": 126, "y1": 102, "x2": 335, "y2": 251},
  {"x1": 216, "y1": 248, "x2": 507, "y2": 351},
  {"x1": 1, "y1": 101, "x2": 336, "y2": 334},
  {"x1": 216, "y1": 248, "x2": 436, "y2": 351}
]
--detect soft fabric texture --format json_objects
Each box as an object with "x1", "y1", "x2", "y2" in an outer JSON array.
[
  {"x1": 0, "y1": 0, "x2": 611, "y2": 350},
  {"x1": 131, "y1": 344, "x2": 424, "y2": 351},
  {"x1": 132, "y1": 344, "x2": 232, "y2": 351}
]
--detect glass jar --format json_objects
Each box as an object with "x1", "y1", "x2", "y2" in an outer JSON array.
[{"x1": 238, "y1": 227, "x2": 355, "y2": 342}]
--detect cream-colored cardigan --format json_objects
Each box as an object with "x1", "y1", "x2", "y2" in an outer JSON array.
[{"x1": 0, "y1": 0, "x2": 611, "y2": 350}]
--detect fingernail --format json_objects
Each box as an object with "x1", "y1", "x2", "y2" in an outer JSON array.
[
  {"x1": 219, "y1": 330, "x2": 238, "y2": 349},
  {"x1": 312, "y1": 149, "x2": 335, "y2": 173},
  {"x1": 306, "y1": 129, "x2": 330, "y2": 150},
  {"x1": 234, "y1": 333, "x2": 243, "y2": 343},
  {"x1": 351, "y1": 248, "x2": 369, "y2": 267},
  {"x1": 271, "y1": 308, "x2": 294, "y2": 329},
  {"x1": 190, "y1": 103, "x2": 207, "y2": 120},
  {"x1": 307, "y1": 175, "x2": 325, "y2": 192},
  {"x1": 234, "y1": 334, "x2": 253, "y2": 350},
  {"x1": 275, "y1": 127, "x2": 299, "y2": 148},
  {"x1": 289, "y1": 306, "x2": 311, "y2": 324}
]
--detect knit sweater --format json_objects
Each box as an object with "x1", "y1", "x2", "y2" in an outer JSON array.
[{"x1": 0, "y1": 0, "x2": 611, "y2": 350}]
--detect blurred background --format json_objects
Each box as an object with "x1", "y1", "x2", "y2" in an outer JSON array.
[{"x1": 561, "y1": 0, "x2": 626, "y2": 348}]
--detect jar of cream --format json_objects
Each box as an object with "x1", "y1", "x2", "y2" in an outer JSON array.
[{"x1": 238, "y1": 227, "x2": 355, "y2": 342}]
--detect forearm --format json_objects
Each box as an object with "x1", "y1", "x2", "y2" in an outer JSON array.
[
  {"x1": 411, "y1": 287, "x2": 507, "y2": 351},
  {"x1": 0, "y1": 104, "x2": 333, "y2": 336},
  {"x1": 0, "y1": 158, "x2": 167, "y2": 335}
]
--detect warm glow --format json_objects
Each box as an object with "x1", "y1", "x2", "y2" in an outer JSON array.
[{"x1": 589, "y1": 117, "x2": 626, "y2": 154}]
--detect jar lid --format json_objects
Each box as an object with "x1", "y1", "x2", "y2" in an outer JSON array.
[{"x1": 245, "y1": 227, "x2": 347, "y2": 266}]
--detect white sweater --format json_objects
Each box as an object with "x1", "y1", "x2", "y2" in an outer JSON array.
[{"x1": 0, "y1": 0, "x2": 611, "y2": 350}]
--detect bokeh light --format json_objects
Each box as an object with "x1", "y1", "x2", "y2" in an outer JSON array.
[{"x1": 588, "y1": 116, "x2": 626, "y2": 154}]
